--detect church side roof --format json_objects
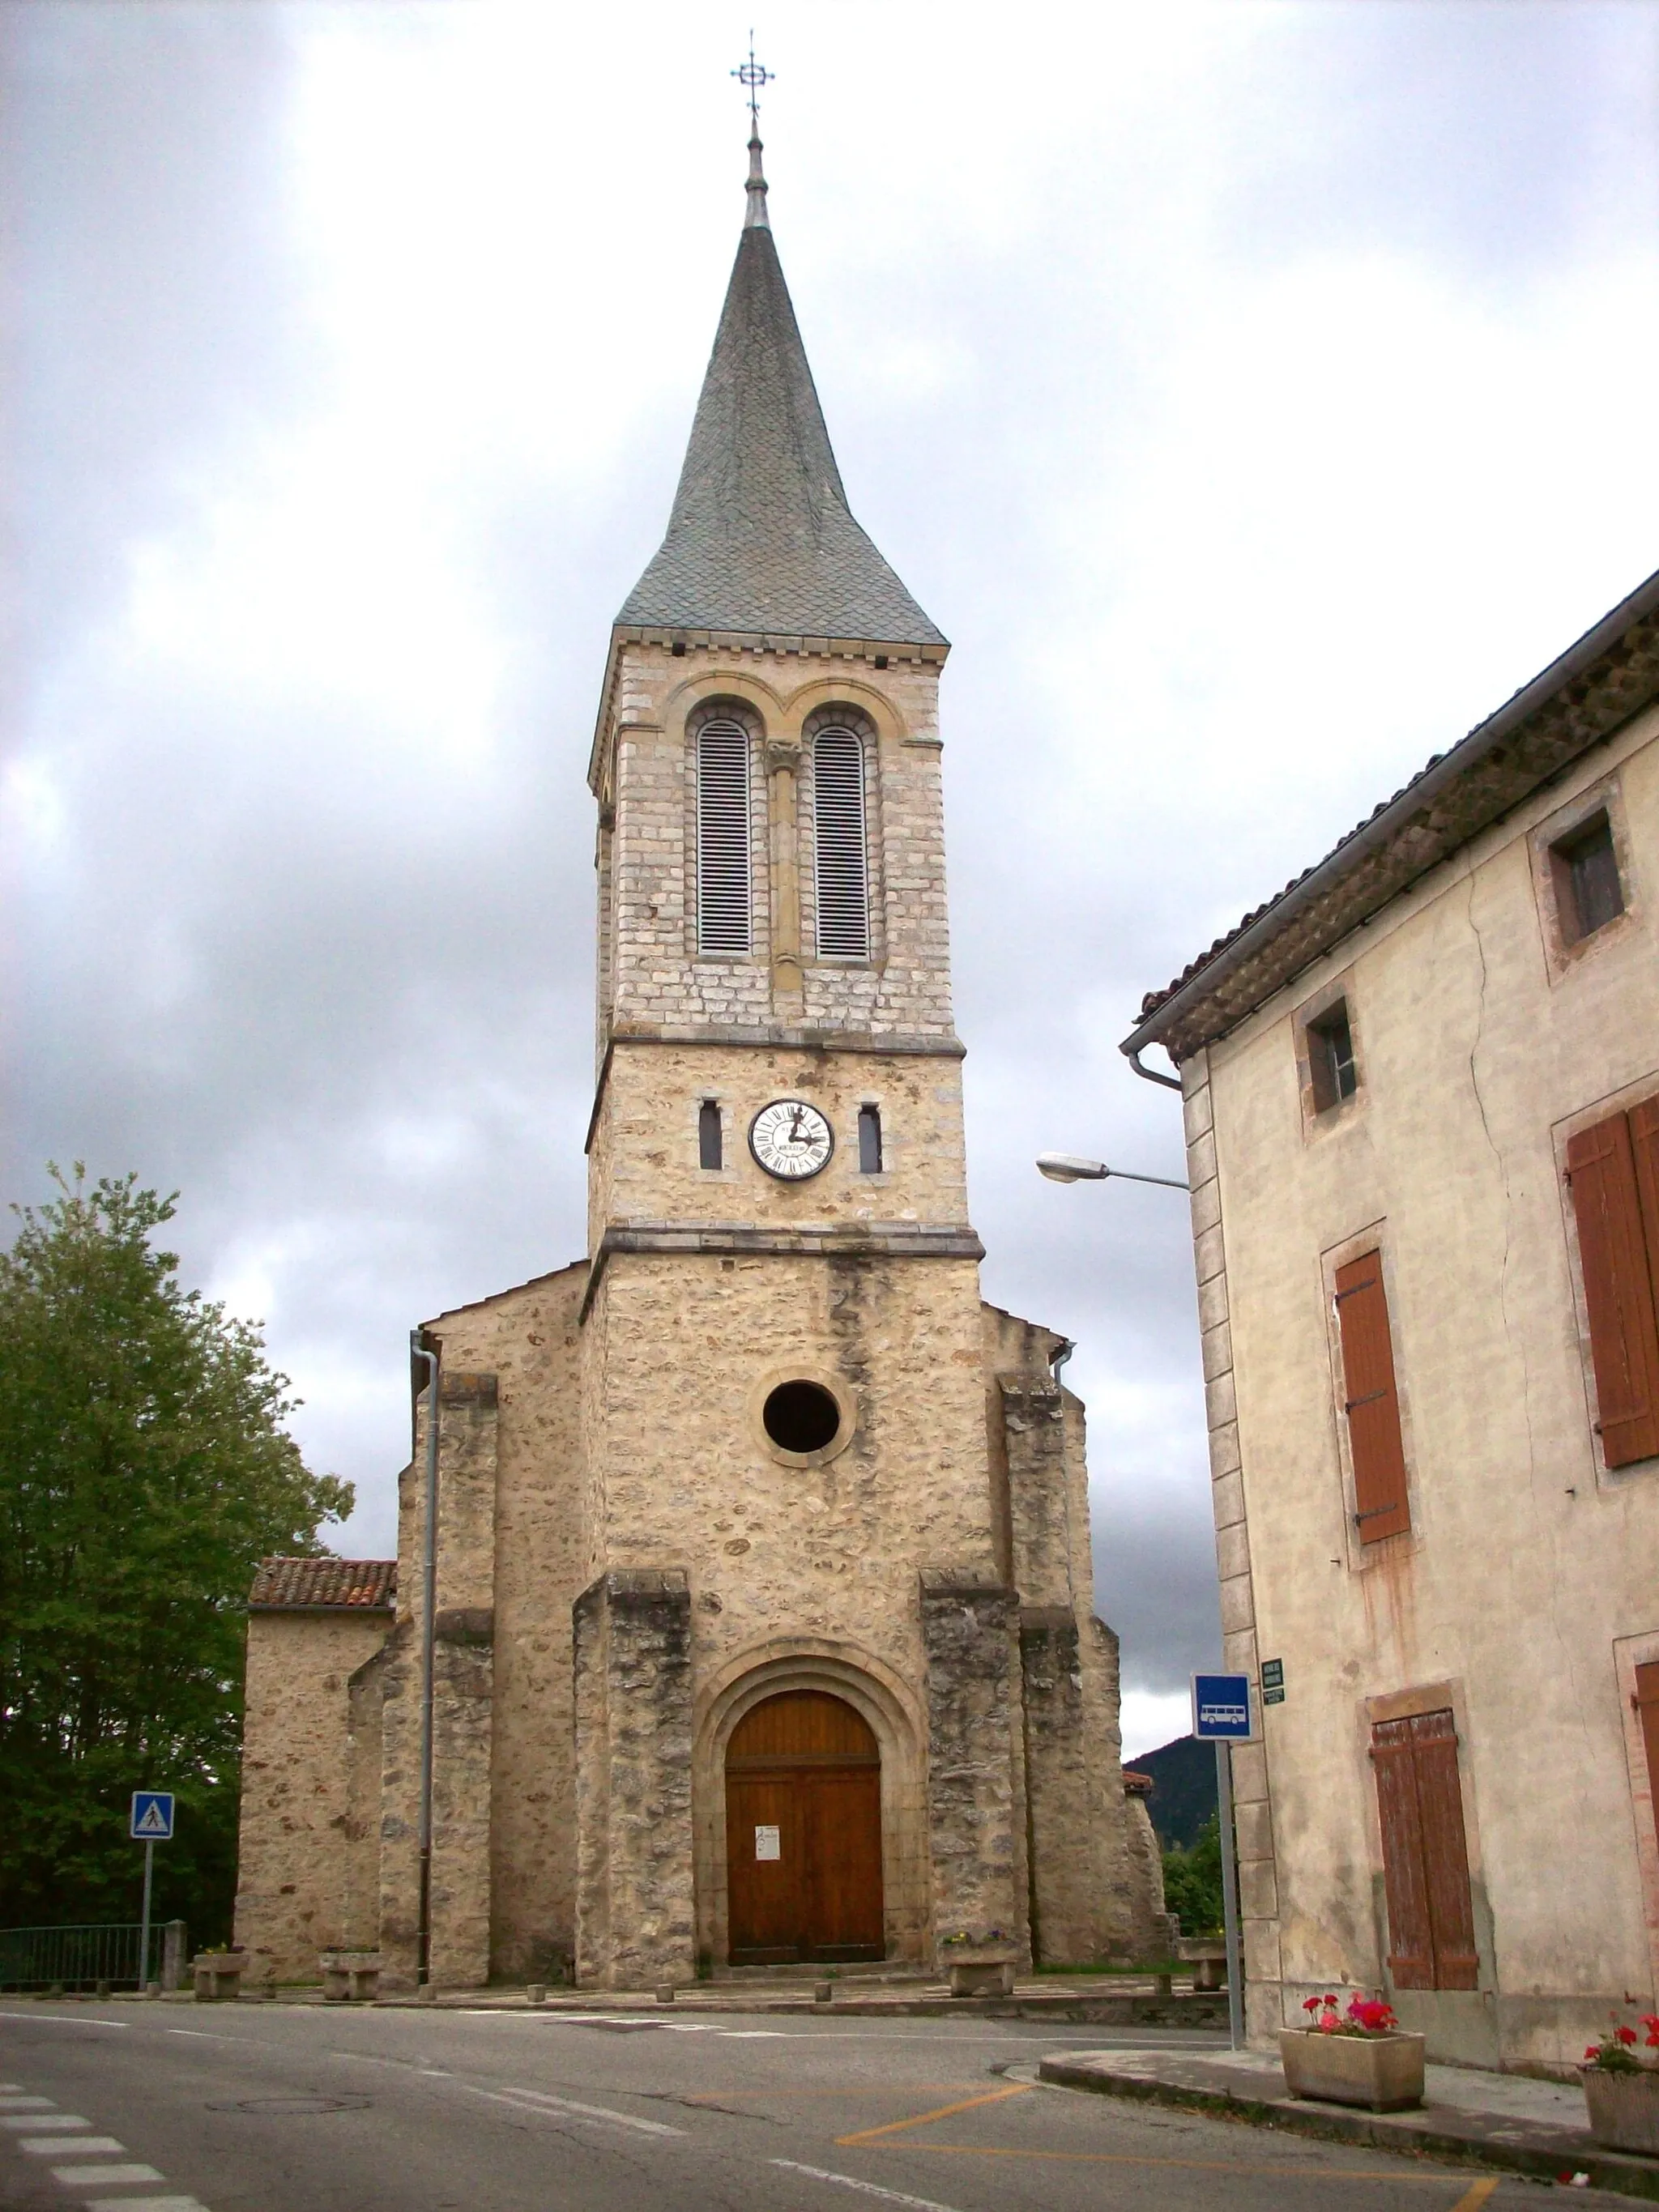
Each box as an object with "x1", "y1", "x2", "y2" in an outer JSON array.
[
  {"x1": 616, "y1": 147, "x2": 946, "y2": 650},
  {"x1": 249, "y1": 1557, "x2": 397, "y2": 1612}
]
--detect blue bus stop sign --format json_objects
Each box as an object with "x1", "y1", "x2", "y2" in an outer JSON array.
[
  {"x1": 1192, "y1": 1673, "x2": 1252, "y2": 1741},
  {"x1": 130, "y1": 1792, "x2": 174, "y2": 1840}
]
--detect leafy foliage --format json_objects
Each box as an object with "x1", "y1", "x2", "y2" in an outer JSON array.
[
  {"x1": 0, "y1": 1167, "x2": 352, "y2": 1941},
  {"x1": 1161, "y1": 1809, "x2": 1224, "y2": 1937}
]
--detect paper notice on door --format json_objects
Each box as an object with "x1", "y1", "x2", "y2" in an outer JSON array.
[{"x1": 754, "y1": 1824, "x2": 781, "y2": 1861}]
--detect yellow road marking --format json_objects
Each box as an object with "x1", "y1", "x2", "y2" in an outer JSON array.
[
  {"x1": 835, "y1": 2084, "x2": 1031, "y2": 2144},
  {"x1": 906, "y1": 2143, "x2": 1496, "y2": 2185},
  {"x1": 684, "y1": 2086, "x2": 980, "y2": 2103}
]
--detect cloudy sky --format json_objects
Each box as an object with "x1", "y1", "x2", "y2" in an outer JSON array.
[{"x1": 6, "y1": 1, "x2": 1657, "y2": 1757}]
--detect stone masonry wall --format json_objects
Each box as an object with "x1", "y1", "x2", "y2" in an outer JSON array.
[
  {"x1": 424, "y1": 1264, "x2": 587, "y2": 1984},
  {"x1": 582, "y1": 1251, "x2": 998, "y2": 1669},
  {"x1": 981, "y1": 1304, "x2": 1151, "y2": 1963},
  {"x1": 234, "y1": 1609, "x2": 390, "y2": 1985},
  {"x1": 573, "y1": 1569, "x2": 696, "y2": 1988},
  {"x1": 377, "y1": 1374, "x2": 500, "y2": 1990},
  {"x1": 918, "y1": 1571, "x2": 1029, "y2": 1963}
]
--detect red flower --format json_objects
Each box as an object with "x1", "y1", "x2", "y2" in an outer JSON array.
[
  {"x1": 1616, "y1": 2026, "x2": 1638, "y2": 2046},
  {"x1": 1585, "y1": 2047, "x2": 1602, "y2": 2061},
  {"x1": 1643, "y1": 2015, "x2": 1659, "y2": 2048},
  {"x1": 1303, "y1": 1996, "x2": 1323, "y2": 2015}
]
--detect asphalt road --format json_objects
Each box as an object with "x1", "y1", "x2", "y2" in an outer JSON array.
[{"x1": 0, "y1": 2000, "x2": 1574, "y2": 2212}]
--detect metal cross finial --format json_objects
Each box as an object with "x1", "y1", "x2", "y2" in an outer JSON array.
[{"x1": 732, "y1": 34, "x2": 772, "y2": 139}]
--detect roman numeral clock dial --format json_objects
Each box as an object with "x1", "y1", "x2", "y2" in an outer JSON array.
[{"x1": 749, "y1": 1098, "x2": 834, "y2": 1180}]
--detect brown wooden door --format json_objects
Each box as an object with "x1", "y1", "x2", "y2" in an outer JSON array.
[
  {"x1": 1636, "y1": 1663, "x2": 1659, "y2": 1841},
  {"x1": 1371, "y1": 1708, "x2": 1478, "y2": 1991},
  {"x1": 726, "y1": 1691, "x2": 885, "y2": 1964}
]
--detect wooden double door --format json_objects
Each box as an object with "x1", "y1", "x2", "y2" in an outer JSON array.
[{"x1": 725, "y1": 1690, "x2": 885, "y2": 1965}]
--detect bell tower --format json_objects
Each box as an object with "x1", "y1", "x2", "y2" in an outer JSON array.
[{"x1": 568, "y1": 121, "x2": 1149, "y2": 1990}]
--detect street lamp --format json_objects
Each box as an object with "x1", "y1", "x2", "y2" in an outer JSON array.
[{"x1": 1035, "y1": 1153, "x2": 1188, "y2": 1191}]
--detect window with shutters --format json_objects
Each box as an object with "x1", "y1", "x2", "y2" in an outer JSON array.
[
  {"x1": 1370, "y1": 1708, "x2": 1479, "y2": 1991},
  {"x1": 1333, "y1": 1247, "x2": 1413, "y2": 1542},
  {"x1": 1564, "y1": 1097, "x2": 1659, "y2": 1471},
  {"x1": 812, "y1": 727, "x2": 871, "y2": 961},
  {"x1": 695, "y1": 717, "x2": 753, "y2": 955}
]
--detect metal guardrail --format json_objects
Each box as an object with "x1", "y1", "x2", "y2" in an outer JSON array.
[{"x1": 0, "y1": 1921, "x2": 186, "y2": 1992}]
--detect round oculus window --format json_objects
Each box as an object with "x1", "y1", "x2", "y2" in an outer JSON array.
[{"x1": 761, "y1": 1380, "x2": 842, "y2": 1455}]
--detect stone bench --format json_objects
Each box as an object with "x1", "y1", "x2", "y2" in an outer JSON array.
[
  {"x1": 1176, "y1": 1938, "x2": 1229, "y2": 1991},
  {"x1": 946, "y1": 1956, "x2": 1017, "y2": 1998},
  {"x1": 320, "y1": 1952, "x2": 382, "y2": 2003},
  {"x1": 191, "y1": 1952, "x2": 247, "y2": 2001}
]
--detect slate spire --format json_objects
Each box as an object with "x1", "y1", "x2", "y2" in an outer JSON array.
[{"x1": 616, "y1": 137, "x2": 946, "y2": 648}]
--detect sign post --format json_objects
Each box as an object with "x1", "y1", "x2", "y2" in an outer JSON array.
[
  {"x1": 1192, "y1": 1674, "x2": 1252, "y2": 2051},
  {"x1": 130, "y1": 1792, "x2": 175, "y2": 1992}
]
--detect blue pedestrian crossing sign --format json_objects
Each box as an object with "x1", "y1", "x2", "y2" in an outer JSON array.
[
  {"x1": 1192, "y1": 1673, "x2": 1253, "y2": 1741},
  {"x1": 130, "y1": 1792, "x2": 174, "y2": 1840}
]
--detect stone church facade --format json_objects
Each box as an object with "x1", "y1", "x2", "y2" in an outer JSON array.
[{"x1": 235, "y1": 134, "x2": 1166, "y2": 1993}]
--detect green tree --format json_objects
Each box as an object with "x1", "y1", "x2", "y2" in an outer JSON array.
[
  {"x1": 1162, "y1": 1811, "x2": 1225, "y2": 1937},
  {"x1": 0, "y1": 1166, "x2": 352, "y2": 1942}
]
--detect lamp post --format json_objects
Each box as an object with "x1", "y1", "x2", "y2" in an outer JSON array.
[
  {"x1": 1035, "y1": 1153, "x2": 1188, "y2": 1191},
  {"x1": 1038, "y1": 1144, "x2": 1248, "y2": 2036}
]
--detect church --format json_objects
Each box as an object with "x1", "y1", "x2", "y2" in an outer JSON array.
[{"x1": 234, "y1": 125, "x2": 1166, "y2": 1993}]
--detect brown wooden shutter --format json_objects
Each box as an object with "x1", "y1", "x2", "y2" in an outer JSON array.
[
  {"x1": 1334, "y1": 1251, "x2": 1411, "y2": 1540},
  {"x1": 1635, "y1": 1661, "x2": 1659, "y2": 1843},
  {"x1": 1371, "y1": 1719, "x2": 1435, "y2": 1988},
  {"x1": 1566, "y1": 1111, "x2": 1659, "y2": 1469},
  {"x1": 1409, "y1": 1709, "x2": 1479, "y2": 1990},
  {"x1": 1371, "y1": 1709, "x2": 1478, "y2": 1991}
]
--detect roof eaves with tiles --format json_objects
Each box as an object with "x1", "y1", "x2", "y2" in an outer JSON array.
[
  {"x1": 1124, "y1": 565, "x2": 1659, "y2": 1068},
  {"x1": 249, "y1": 1557, "x2": 397, "y2": 1612}
]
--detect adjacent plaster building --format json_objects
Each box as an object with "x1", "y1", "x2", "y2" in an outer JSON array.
[
  {"x1": 235, "y1": 134, "x2": 1166, "y2": 1993},
  {"x1": 1125, "y1": 570, "x2": 1659, "y2": 2069}
]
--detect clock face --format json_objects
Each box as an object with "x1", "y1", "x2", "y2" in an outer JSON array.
[{"x1": 749, "y1": 1098, "x2": 834, "y2": 1180}]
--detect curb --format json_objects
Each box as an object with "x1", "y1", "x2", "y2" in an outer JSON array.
[
  {"x1": 1037, "y1": 2056, "x2": 1659, "y2": 2203},
  {"x1": 370, "y1": 1992, "x2": 1227, "y2": 2026}
]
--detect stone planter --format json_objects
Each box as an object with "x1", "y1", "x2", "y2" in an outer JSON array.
[
  {"x1": 1280, "y1": 2027, "x2": 1425, "y2": 2112},
  {"x1": 945, "y1": 1954, "x2": 1017, "y2": 1998},
  {"x1": 1582, "y1": 2065, "x2": 1659, "y2": 2155},
  {"x1": 319, "y1": 1952, "x2": 382, "y2": 2004},
  {"x1": 191, "y1": 1951, "x2": 247, "y2": 2002}
]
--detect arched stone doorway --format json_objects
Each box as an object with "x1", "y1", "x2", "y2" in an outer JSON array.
[{"x1": 724, "y1": 1690, "x2": 885, "y2": 1963}]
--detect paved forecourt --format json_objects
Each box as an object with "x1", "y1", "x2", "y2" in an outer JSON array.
[{"x1": 0, "y1": 2001, "x2": 1601, "y2": 2212}]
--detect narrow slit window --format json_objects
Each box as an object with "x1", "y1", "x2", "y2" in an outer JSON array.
[
  {"x1": 1551, "y1": 812, "x2": 1624, "y2": 944},
  {"x1": 858, "y1": 1104, "x2": 882, "y2": 1174},
  {"x1": 697, "y1": 718, "x2": 752, "y2": 954},
  {"x1": 1308, "y1": 999, "x2": 1358, "y2": 1114},
  {"x1": 812, "y1": 727, "x2": 871, "y2": 960},
  {"x1": 698, "y1": 1100, "x2": 723, "y2": 1171}
]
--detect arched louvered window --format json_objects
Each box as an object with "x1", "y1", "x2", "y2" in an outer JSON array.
[
  {"x1": 696, "y1": 718, "x2": 753, "y2": 954},
  {"x1": 812, "y1": 726, "x2": 870, "y2": 960}
]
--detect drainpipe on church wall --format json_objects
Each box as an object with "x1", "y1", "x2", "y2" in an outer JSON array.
[{"x1": 410, "y1": 1331, "x2": 441, "y2": 1988}]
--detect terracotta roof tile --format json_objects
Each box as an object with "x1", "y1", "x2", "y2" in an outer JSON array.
[{"x1": 249, "y1": 1557, "x2": 396, "y2": 1611}]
